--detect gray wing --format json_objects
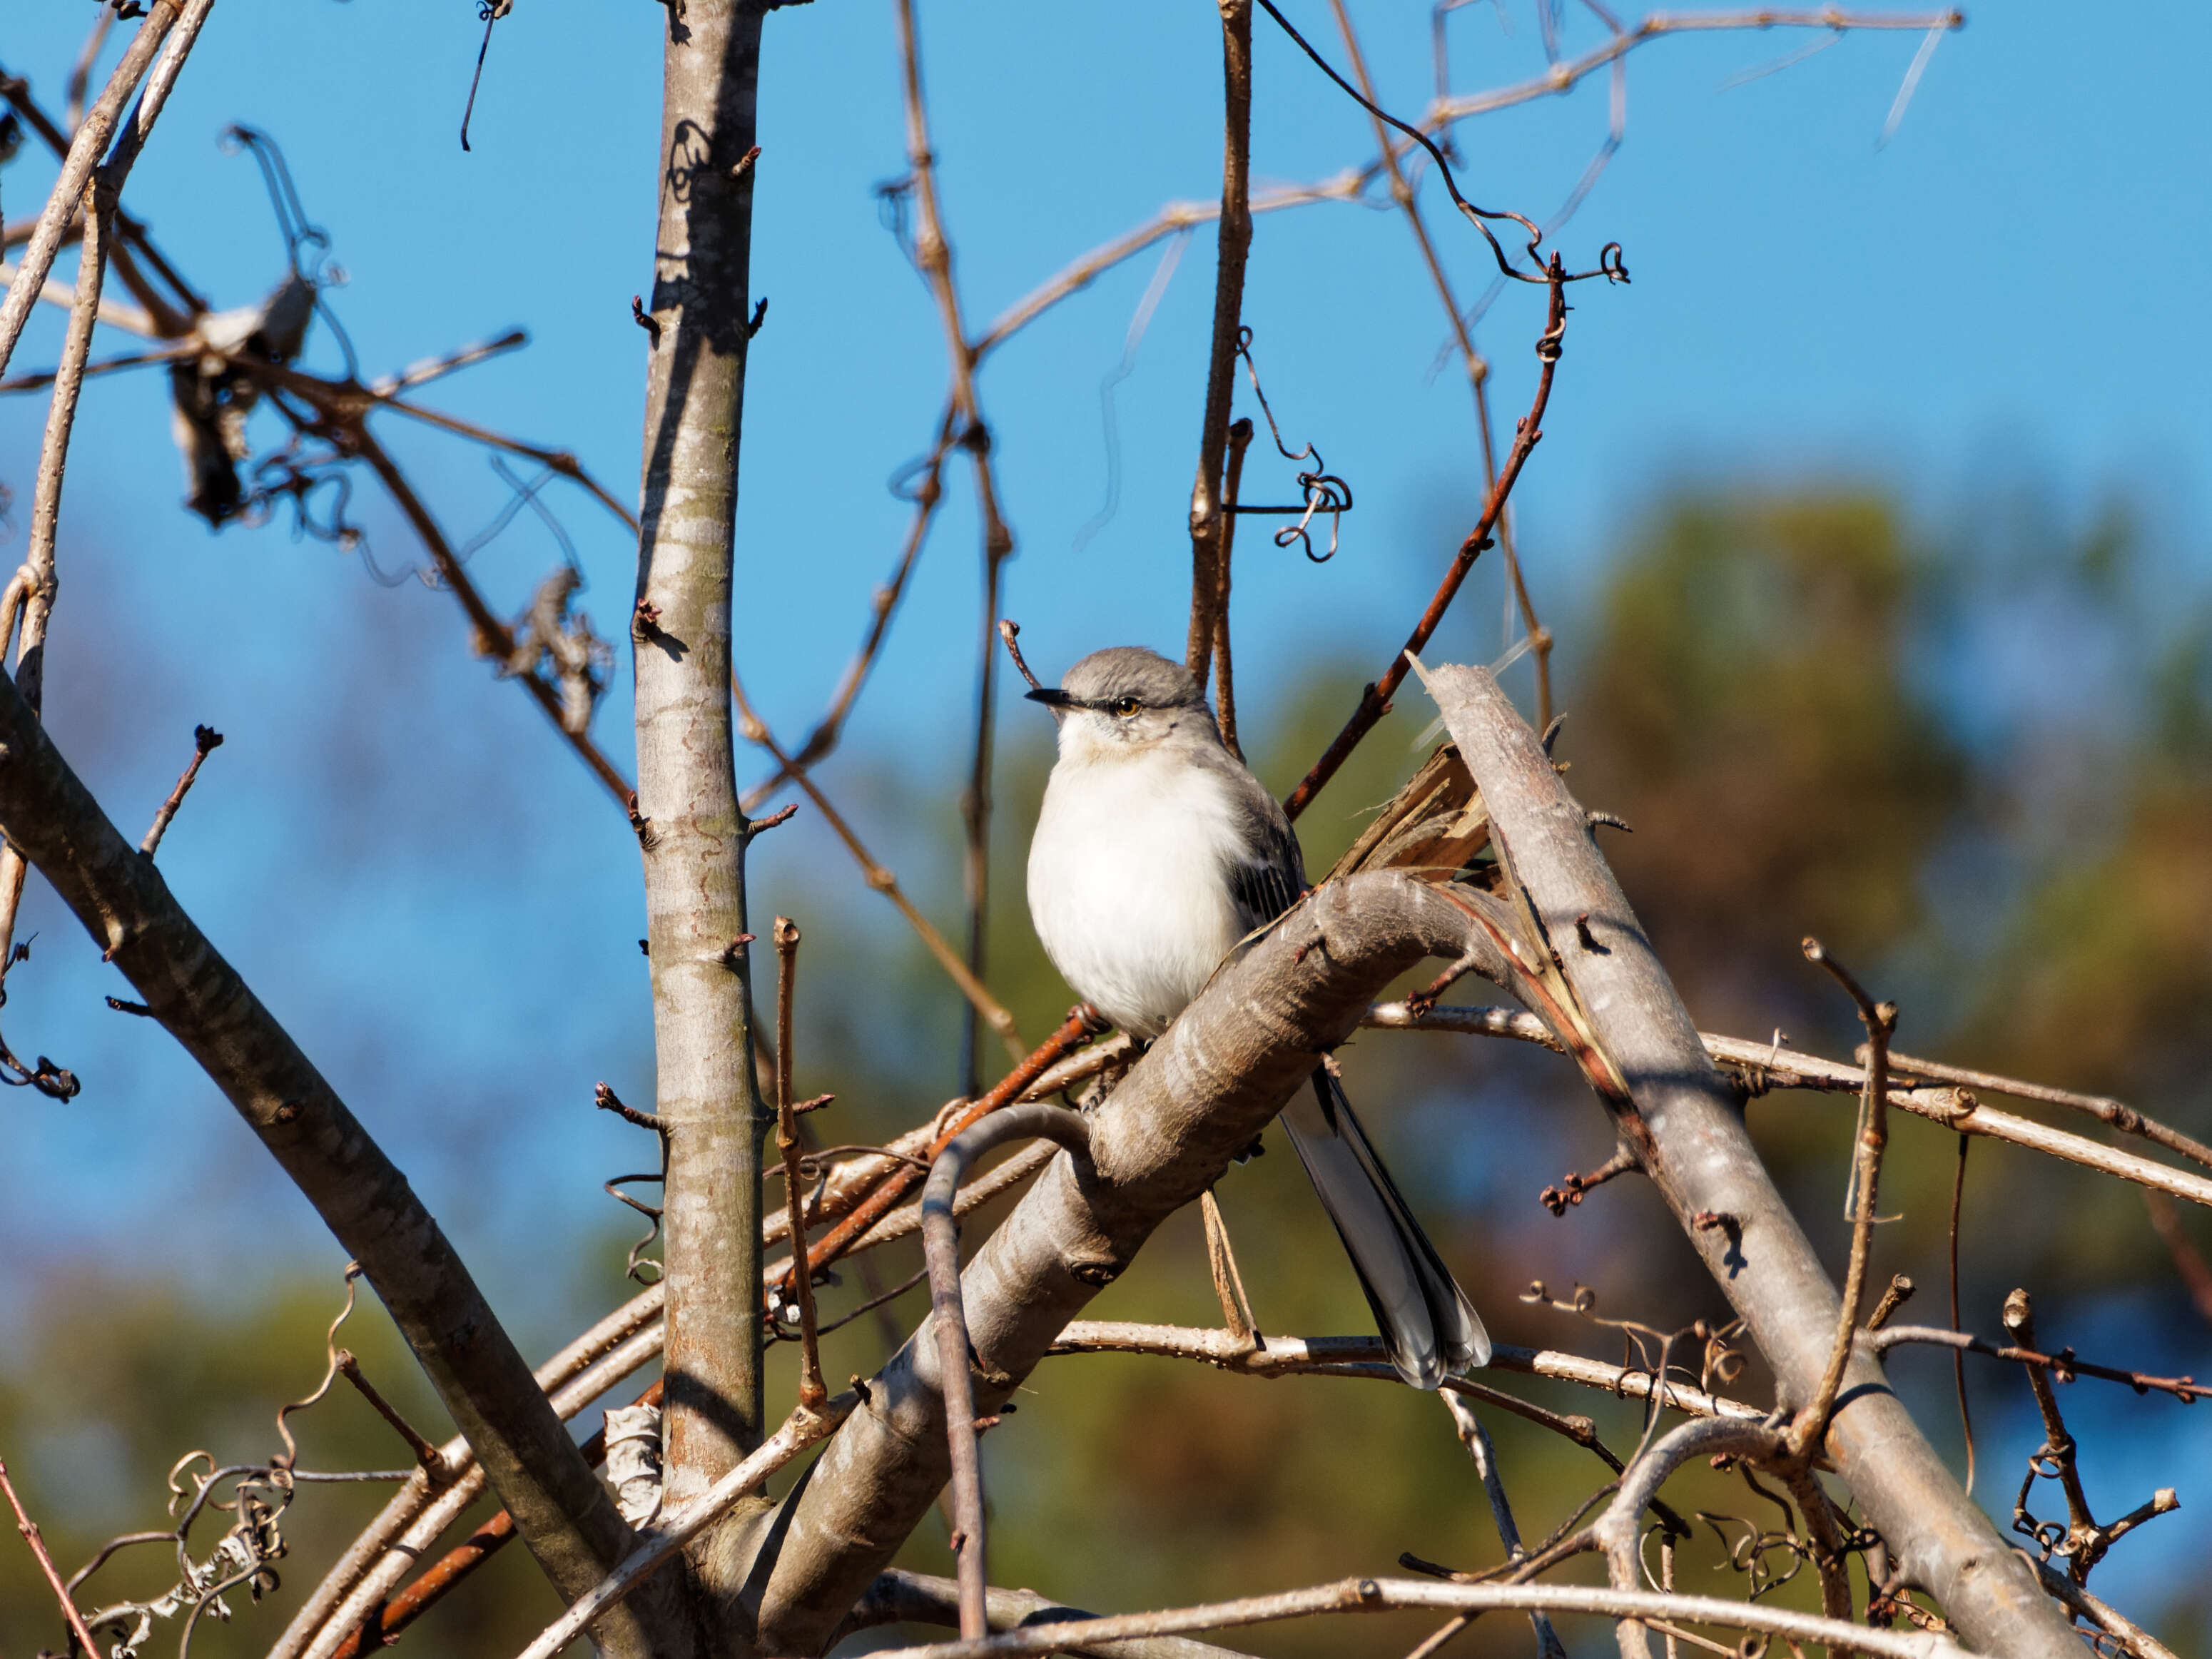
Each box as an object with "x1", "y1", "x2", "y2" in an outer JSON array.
[{"x1": 1196, "y1": 745, "x2": 1307, "y2": 933}]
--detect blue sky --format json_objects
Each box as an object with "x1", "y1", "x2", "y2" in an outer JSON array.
[{"x1": 2, "y1": 0, "x2": 2208, "y2": 1613}]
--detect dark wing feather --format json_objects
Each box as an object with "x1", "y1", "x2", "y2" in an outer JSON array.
[
  {"x1": 1197, "y1": 745, "x2": 1307, "y2": 933},
  {"x1": 1282, "y1": 1070, "x2": 1491, "y2": 1386}
]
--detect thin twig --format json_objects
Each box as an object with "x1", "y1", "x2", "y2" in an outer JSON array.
[
  {"x1": 1282, "y1": 264, "x2": 1566, "y2": 821},
  {"x1": 1870, "y1": 1323, "x2": 2203, "y2": 1406},
  {"x1": 923, "y1": 1104, "x2": 1095, "y2": 1639},
  {"x1": 774, "y1": 917, "x2": 828, "y2": 1411},
  {"x1": 1431, "y1": 9, "x2": 1967, "y2": 123},
  {"x1": 1383, "y1": 1003, "x2": 2212, "y2": 1209},
  {"x1": 730, "y1": 669, "x2": 1027, "y2": 1064},
  {"x1": 1881, "y1": 1046, "x2": 2212, "y2": 1172},
  {"x1": 1442, "y1": 1392, "x2": 1565, "y2": 1657},
  {"x1": 0, "y1": 0, "x2": 178, "y2": 380},
  {"x1": 1185, "y1": 0, "x2": 1254, "y2": 691},
  {"x1": 141, "y1": 723, "x2": 222, "y2": 856},
  {"x1": 849, "y1": 1574, "x2": 1969, "y2": 1659},
  {"x1": 1949, "y1": 1134, "x2": 1976, "y2": 1493},
  {"x1": 1199, "y1": 1189, "x2": 1259, "y2": 1344},
  {"x1": 1, "y1": 1452, "x2": 105, "y2": 1658},
  {"x1": 1211, "y1": 417, "x2": 1254, "y2": 758},
  {"x1": 891, "y1": 0, "x2": 1015, "y2": 1098},
  {"x1": 771, "y1": 1006, "x2": 1099, "y2": 1297},
  {"x1": 335, "y1": 1352, "x2": 446, "y2": 1480},
  {"x1": 2145, "y1": 1189, "x2": 2212, "y2": 1326},
  {"x1": 1791, "y1": 938, "x2": 1894, "y2": 1462},
  {"x1": 1324, "y1": 0, "x2": 1554, "y2": 728}
]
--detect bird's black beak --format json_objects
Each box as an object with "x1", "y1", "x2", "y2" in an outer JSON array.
[{"x1": 1024, "y1": 687, "x2": 1075, "y2": 709}]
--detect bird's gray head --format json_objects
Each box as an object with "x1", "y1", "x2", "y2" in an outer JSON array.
[{"x1": 1025, "y1": 646, "x2": 1217, "y2": 761}]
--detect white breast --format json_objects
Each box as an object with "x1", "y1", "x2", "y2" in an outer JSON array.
[{"x1": 1027, "y1": 745, "x2": 1247, "y2": 1039}]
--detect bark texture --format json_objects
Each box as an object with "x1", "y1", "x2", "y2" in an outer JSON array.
[
  {"x1": 634, "y1": 0, "x2": 770, "y2": 1511},
  {"x1": 1421, "y1": 661, "x2": 2077, "y2": 1659},
  {"x1": 633, "y1": 6, "x2": 773, "y2": 1650}
]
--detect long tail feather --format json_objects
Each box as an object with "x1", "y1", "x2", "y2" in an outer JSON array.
[{"x1": 1279, "y1": 1068, "x2": 1489, "y2": 1388}]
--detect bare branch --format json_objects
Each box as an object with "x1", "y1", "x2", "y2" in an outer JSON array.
[
  {"x1": 733, "y1": 672, "x2": 1029, "y2": 1063},
  {"x1": 1882, "y1": 1047, "x2": 2212, "y2": 1172},
  {"x1": 632, "y1": 0, "x2": 771, "y2": 1561},
  {"x1": 843, "y1": 1571, "x2": 1259, "y2": 1659},
  {"x1": 1387, "y1": 1003, "x2": 2212, "y2": 1210},
  {"x1": 1417, "y1": 660, "x2": 2079, "y2": 1658},
  {"x1": 1185, "y1": 0, "x2": 1253, "y2": 690},
  {"x1": 1282, "y1": 275, "x2": 1567, "y2": 821},
  {"x1": 845, "y1": 1576, "x2": 1970, "y2": 1659},
  {"x1": 775, "y1": 917, "x2": 828, "y2": 1411},
  {"x1": 922, "y1": 1104, "x2": 1095, "y2": 1637},
  {"x1": 0, "y1": 655, "x2": 657, "y2": 1646},
  {"x1": 139, "y1": 723, "x2": 221, "y2": 856},
  {"x1": 0, "y1": 0, "x2": 178, "y2": 378},
  {"x1": 1431, "y1": 10, "x2": 1967, "y2": 125},
  {"x1": 1, "y1": 1452, "x2": 105, "y2": 1658}
]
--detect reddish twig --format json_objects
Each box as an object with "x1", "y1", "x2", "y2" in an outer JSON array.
[
  {"x1": 140, "y1": 722, "x2": 222, "y2": 856},
  {"x1": 0, "y1": 1451, "x2": 105, "y2": 1659},
  {"x1": 775, "y1": 1006, "x2": 1100, "y2": 1296},
  {"x1": 773, "y1": 917, "x2": 828, "y2": 1411},
  {"x1": 1282, "y1": 262, "x2": 1566, "y2": 821}
]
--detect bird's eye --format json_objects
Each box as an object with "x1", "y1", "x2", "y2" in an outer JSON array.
[{"x1": 1112, "y1": 696, "x2": 1142, "y2": 717}]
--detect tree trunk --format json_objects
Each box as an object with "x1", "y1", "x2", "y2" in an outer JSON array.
[{"x1": 633, "y1": 0, "x2": 771, "y2": 1646}]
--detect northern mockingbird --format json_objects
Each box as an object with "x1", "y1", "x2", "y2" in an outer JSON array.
[{"x1": 1025, "y1": 645, "x2": 1488, "y2": 1387}]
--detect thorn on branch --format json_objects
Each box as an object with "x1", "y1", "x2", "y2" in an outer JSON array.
[
  {"x1": 1573, "y1": 911, "x2": 1608, "y2": 953},
  {"x1": 721, "y1": 933, "x2": 754, "y2": 968},
  {"x1": 1539, "y1": 711, "x2": 1568, "y2": 754},
  {"x1": 1585, "y1": 808, "x2": 1631, "y2": 834},
  {"x1": 630, "y1": 295, "x2": 661, "y2": 348},
  {"x1": 140, "y1": 724, "x2": 224, "y2": 857},
  {"x1": 104, "y1": 995, "x2": 153, "y2": 1017},
  {"x1": 625, "y1": 791, "x2": 658, "y2": 851},
  {"x1": 746, "y1": 296, "x2": 768, "y2": 340},
  {"x1": 594, "y1": 1082, "x2": 663, "y2": 1135},
  {"x1": 731, "y1": 143, "x2": 761, "y2": 180}
]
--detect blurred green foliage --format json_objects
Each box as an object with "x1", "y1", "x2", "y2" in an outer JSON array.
[{"x1": 6, "y1": 483, "x2": 2208, "y2": 1657}]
